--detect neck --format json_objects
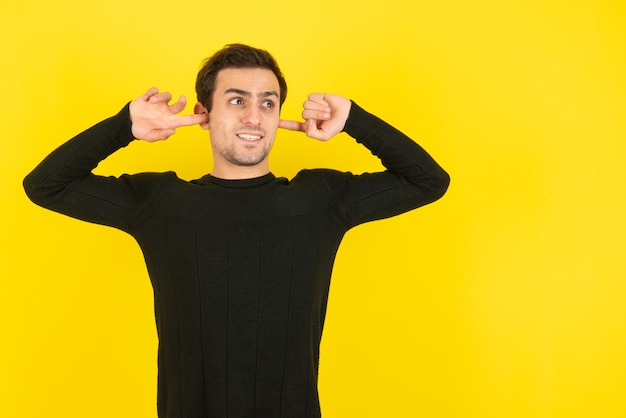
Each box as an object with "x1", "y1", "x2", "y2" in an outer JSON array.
[{"x1": 210, "y1": 163, "x2": 270, "y2": 180}]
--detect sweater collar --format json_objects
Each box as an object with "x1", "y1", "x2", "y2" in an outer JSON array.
[{"x1": 197, "y1": 172, "x2": 277, "y2": 188}]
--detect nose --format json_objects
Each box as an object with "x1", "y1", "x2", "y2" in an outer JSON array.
[{"x1": 242, "y1": 105, "x2": 261, "y2": 126}]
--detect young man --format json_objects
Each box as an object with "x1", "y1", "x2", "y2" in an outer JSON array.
[{"x1": 24, "y1": 44, "x2": 449, "y2": 418}]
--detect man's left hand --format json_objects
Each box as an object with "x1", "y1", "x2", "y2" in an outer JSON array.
[{"x1": 279, "y1": 93, "x2": 351, "y2": 141}]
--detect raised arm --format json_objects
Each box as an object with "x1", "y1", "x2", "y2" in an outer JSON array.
[
  {"x1": 280, "y1": 92, "x2": 450, "y2": 227},
  {"x1": 23, "y1": 88, "x2": 208, "y2": 230},
  {"x1": 130, "y1": 87, "x2": 209, "y2": 141}
]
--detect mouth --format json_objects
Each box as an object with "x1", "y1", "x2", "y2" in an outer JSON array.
[{"x1": 237, "y1": 133, "x2": 263, "y2": 141}]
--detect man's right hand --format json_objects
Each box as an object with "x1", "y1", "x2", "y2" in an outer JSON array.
[{"x1": 129, "y1": 87, "x2": 209, "y2": 142}]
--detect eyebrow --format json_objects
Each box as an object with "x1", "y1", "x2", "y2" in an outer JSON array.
[{"x1": 224, "y1": 88, "x2": 279, "y2": 99}]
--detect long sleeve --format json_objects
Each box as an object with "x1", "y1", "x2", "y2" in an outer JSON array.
[
  {"x1": 327, "y1": 101, "x2": 450, "y2": 228},
  {"x1": 23, "y1": 104, "x2": 162, "y2": 231},
  {"x1": 21, "y1": 99, "x2": 450, "y2": 418}
]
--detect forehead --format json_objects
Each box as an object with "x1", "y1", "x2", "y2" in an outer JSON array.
[{"x1": 215, "y1": 67, "x2": 279, "y2": 93}]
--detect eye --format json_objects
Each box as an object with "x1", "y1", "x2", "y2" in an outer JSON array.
[
  {"x1": 261, "y1": 100, "x2": 275, "y2": 109},
  {"x1": 229, "y1": 97, "x2": 244, "y2": 105}
]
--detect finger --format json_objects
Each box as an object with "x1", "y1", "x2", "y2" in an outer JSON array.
[
  {"x1": 302, "y1": 96, "x2": 331, "y2": 120},
  {"x1": 150, "y1": 91, "x2": 173, "y2": 104},
  {"x1": 142, "y1": 87, "x2": 159, "y2": 101},
  {"x1": 304, "y1": 119, "x2": 321, "y2": 138},
  {"x1": 142, "y1": 128, "x2": 176, "y2": 142},
  {"x1": 159, "y1": 129, "x2": 176, "y2": 140},
  {"x1": 173, "y1": 113, "x2": 210, "y2": 128},
  {"x1": 302, "y1": 108, "x2": 330, "y2": 121},
  {"x1": 303, "y1": 99, "x2": 330, "y2": 112},
  {"x1": 307, "y1": 92, "x2": 326, "y2": 104},
  {"x1": 305, "y1": 119, "x2": 334, "y2": 141},
  {"x1": 169, "y1": 95, "x2": 187, "y2": 114},
  {"x1": 278, "y1": 119, "x2": 306, "y2": 132}
]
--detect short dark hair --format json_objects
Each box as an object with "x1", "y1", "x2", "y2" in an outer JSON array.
[{"x1": 195, "y1": 43, "x2": 287, "y2": 112}]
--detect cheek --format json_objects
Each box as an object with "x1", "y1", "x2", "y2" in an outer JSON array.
[
  {"x1": 265, "y1": 123, "x2": 279, "y2": 142},
  {"x1": 208, "y1": 114, "x2": 229, "y2": 136},
  {"x1": 266, "y1": 114, "x2": 280, "y2": 131},
  {"x1": 208, "y1": 122, "x2": 227, "y2": 145}
]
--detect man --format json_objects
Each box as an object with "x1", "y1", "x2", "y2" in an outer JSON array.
[{"x1": 24, "y1": 44, "x2": 449, "y2": 418}]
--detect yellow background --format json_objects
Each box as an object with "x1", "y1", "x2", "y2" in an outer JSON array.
[{"x1": 2, "y1": 0, "x2": 625, "y2": 417}]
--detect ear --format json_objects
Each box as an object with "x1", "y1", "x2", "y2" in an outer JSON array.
[{"x1": 194, "y1": 102, "x2": 210, "y2": 130}]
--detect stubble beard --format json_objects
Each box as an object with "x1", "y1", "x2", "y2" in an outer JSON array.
[
  {"x1": 224, "y1": 147, "x2": 269, "y2": 167},
  {"x1": 225, "y1": 133, "x2": 271, "y2": 167},
  {"x1": 228, "y1": 125, "x2": 274, "y2": 167},
  {"x1": 211, "y1": 124, "x2": 274, "y2": 169}
]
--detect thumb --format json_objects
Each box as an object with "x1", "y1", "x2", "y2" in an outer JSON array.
[
  {"x1": 169, "y1": 95, "x2": 187, "y2": 114},
  {"x1": 304, "y1": 119, "x2": 327, "y2": 141}
]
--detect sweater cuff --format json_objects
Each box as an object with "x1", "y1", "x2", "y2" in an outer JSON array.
[
  {"x1": 342, "y1": 101, "x2": 373, "y2": 140},
  {"x1": 111, "y1": 102, "x2": 136, "y2": 147}
]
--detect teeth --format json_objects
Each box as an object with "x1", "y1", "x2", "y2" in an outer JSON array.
[{"x1": 238, "y1": 134, "x2": 262, "y2": 141}]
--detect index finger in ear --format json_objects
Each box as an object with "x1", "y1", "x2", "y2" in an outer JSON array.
[
  {"x1": 174, "y1": 113, "x2": 210, "y2": 128},
  {"x1": 278, "y1": 119, "x2": 305, "y2": 132}
]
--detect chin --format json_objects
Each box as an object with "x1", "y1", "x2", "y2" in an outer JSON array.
[{"x1": 232, "y1": 154, "x2": 268, "y2": 167}]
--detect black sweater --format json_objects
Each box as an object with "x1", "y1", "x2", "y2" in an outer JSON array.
[{"x1": 24, "y1": 102, "x2": 449, "y2": 418}]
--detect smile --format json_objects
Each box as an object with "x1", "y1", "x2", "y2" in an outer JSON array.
[{"x1": 237, "y1": 133, "x2": 263, "y2": 141}]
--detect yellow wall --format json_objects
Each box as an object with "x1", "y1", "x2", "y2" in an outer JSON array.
[{"x1": 2, "y1": 0, "x2": 626, "y2": 417}]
